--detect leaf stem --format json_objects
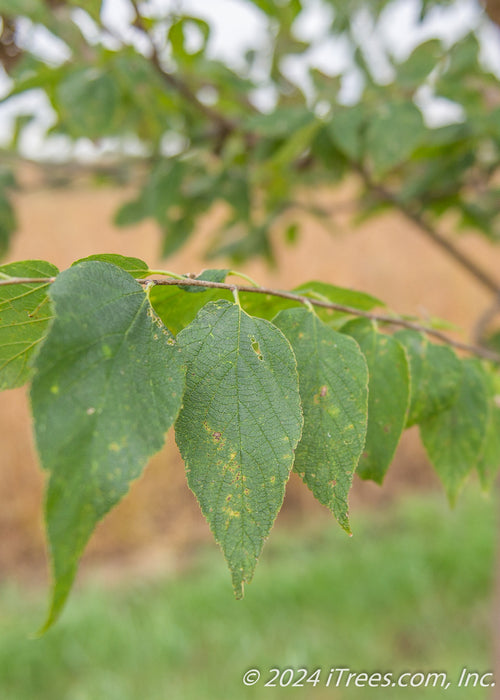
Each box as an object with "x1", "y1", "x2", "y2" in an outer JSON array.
[
  {"x1": 146, "y1": 269, "x2": 186, "y2": 280},
  {"x1": 227, "y1": 270, "x2": 259, "y2": 287},
  {"x1": 231, "y1": 286, "x2": 241, "y2": 306}
]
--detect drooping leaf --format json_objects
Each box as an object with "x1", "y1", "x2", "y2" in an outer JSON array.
[
  {"x1": 342, "y1": 319, "x2": 410, "y2": 483},
  {"x1": 31, "y1": 262, "x2": 185, "y2": 630},
  {"x1": 175, "y1": 300, "x2": 303, "y2": 597},
  {"x1": 0, "y1": 260, "x2": 58, "y2": 391},
  {"x1": 420, "y1": 359, "x2": 490, "y2": 503},
  {"x1": 394, "y1": 330, "x2": 462, "y2": 426},
  {"x1": 274, "y1": 308, "x2": 368, "y2": 531},
  {"x1": 72, "y1": 254, "x2": 149, "y2": 279},
  {"x1": 476, "y1": 373, "x2": 500, "y2": 490},
  {"x1": 477, "y1": 397, "x2": 500, "y2": 490}
]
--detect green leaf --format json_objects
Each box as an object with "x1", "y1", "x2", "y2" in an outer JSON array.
[
  {"x1": 396, "y1": 39, "x2": 442, "y2": 90},
  {"x1": 243, "y1": 106, "x2": 312, "y2": 138},
  {"x1": 67, "y1": 0, "x2": 101, "y2": 21},
  {"x1": 285, "y1": 222, "x2": 300, "y2": 244},
  {"x1": 0, "y1": 0, "x2": 47, "y2": 20},
  {"x1": 56, "y1": 68, "x2": 120, "y2": 139},
  {"x1": 72, "y1": 254, "x2": 149, "y2": 279},
  {"x1": 168, "y1": 16, "x2": 210, "y2": 61},
  {"x1": 149, "y1": 283, "x2": 233, "y2": 335},
  {"x1": 114, "y1": 198, "x2": 148, "y2": 228},
  {"x1": 329, "y1": 104, "x2": 366, "y2": 161},
  {"x1": 274, "y1": 308, "x2": 368, "y2": 531},
  {"x1": 342, "y1": 319, "x2": 410, "y2": 483},
  {"x1": 295, "y1": 281, "x2": 384, "y2": 311},
  {"x1": 394, "y1": 330, "x2": 462, "y2": 426},
  {"x1": 365, "y1": 100, "x2": 425, "y2": 177},
  {"x1": 148, "y1": 269, "x2": 230, "y2": 330},
  {"x1": 175, "y1": 300, "x2": 303, "y2": 597},
  {"x1": 239, "y1": 281, "x2": 384, "y2": 326},
  {"x1": 31, "y1": 262, "x2": 185, "y2": 630},
  {"x1": 485, "y1": 330, "x2": 500, "y2": 353},
  {"x1": 0, "y1": 260, "x2": 58, "y2": 391},
  {"x1": 420, "y1": 359, "x2": 490, "y2": 504},
  {"x1": 0, "y1": 192, "x2": 17, "y2": 258},
  {"x1": 477, "y1": 391, "x2": 500, "y2": 490},
  {"x1": 181, "y1": 269, "x2": 229, "y2": 293}
]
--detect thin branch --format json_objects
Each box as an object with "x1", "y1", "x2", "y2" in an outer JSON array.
[
  {"x1": 2, "y1": 274, "x2": 500, "y2": 363},
  {"x1": 474, "y1": 292, "x2": 500, "y2": 345},
  {"x1": 356, "y1": 165, "x2": 500, "y2": 297},
  {"x1": 128, "y1": 0, "x2": 237, "y2": 138}
]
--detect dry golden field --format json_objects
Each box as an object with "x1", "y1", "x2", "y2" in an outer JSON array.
[{"x1": 1, "y1": 173, "x2": 499, "y2": 583}]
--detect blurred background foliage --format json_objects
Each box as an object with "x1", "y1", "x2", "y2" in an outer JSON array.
[{"x1": 0, "y1": 0, "x2": 499, "y2": 264}]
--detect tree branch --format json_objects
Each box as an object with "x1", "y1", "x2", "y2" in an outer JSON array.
[
  {"x1": 474, "y1": 292, "x2": 500, "y2": 345},
  {"x1": 356, "y1": 166, "x2": 500, "y2": 297},
  {"x1": 2, "y1": 274, "x2": 500, "y2": 363}
]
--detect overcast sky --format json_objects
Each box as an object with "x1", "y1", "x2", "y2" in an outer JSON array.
[{"x1": 1, "y1": 0, "x2": 499, "y2": 160}]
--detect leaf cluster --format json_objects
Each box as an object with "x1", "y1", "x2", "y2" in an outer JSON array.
[{"x1": 0, "y1": 254, "x2": 498, "y2": 629}]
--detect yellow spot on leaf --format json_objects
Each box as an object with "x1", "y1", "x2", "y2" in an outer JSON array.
[{"x1": 223, "y1": 506, "x2": 240, "y2": 518}]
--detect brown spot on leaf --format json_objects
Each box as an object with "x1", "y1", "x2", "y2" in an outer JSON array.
[
  {"x1": 213, "y1": 431, "x2": 222, "y2": 441},
  {"x1": 320, "y1": 385, "x2": 328, "y2": 397}
]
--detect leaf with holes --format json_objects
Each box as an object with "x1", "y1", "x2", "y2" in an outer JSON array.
[
  {"x1": 420, "y1": 359, "x2": 490, "y2": 503},
  {"x1": 175, "y1": 300, "x2": 303, "y2": 597},
  {"x1": 274, "y1": 308, "x2": 368, "y2": 532},
  {"x1": 0, "y1": 260, "x2": 59, "y2": 391},
  {"x1": 31, "y1": 262, "x2": 185, "y2": 630},
  {"x1": 342, "y1": 319, "x2": 410, "y2": 483}
]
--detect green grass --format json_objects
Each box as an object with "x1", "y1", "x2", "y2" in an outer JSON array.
[{"x1": 0, "y1": 488, "x2": 496, "y2": 699}]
